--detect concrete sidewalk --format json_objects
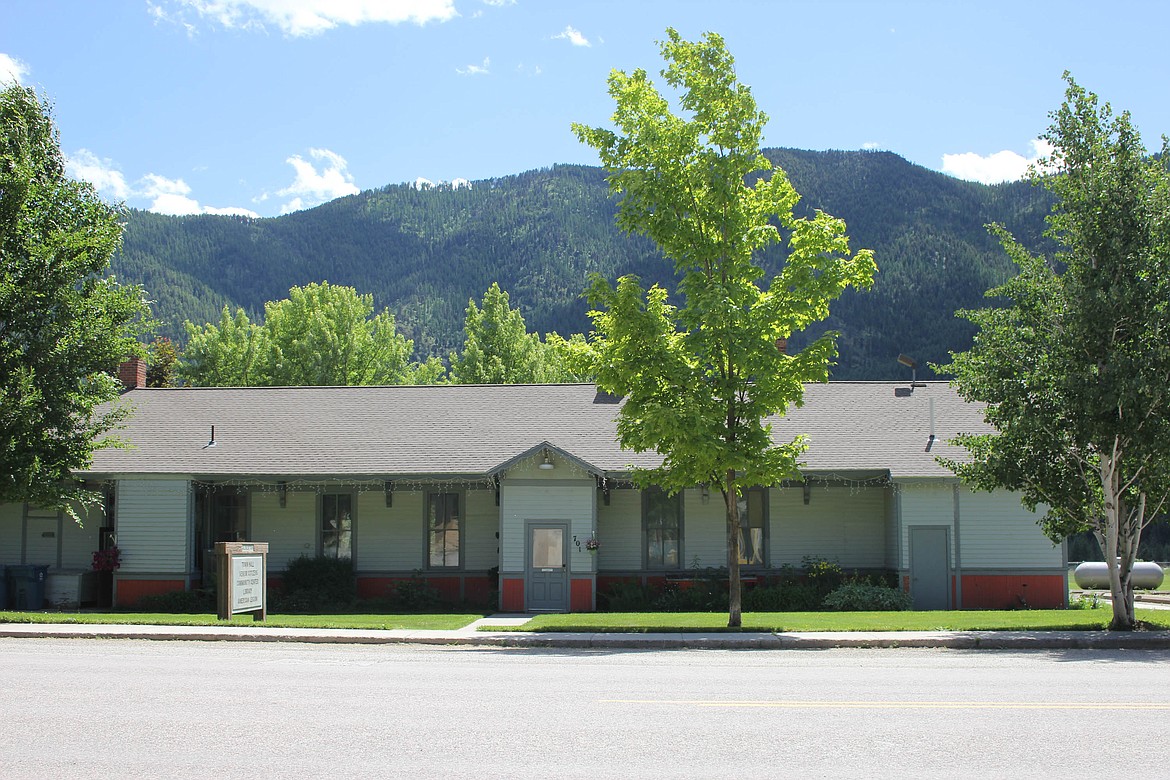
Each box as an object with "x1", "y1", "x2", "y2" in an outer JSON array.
[{"x1": 2, "y1": 613, "x2": 1170, "y2": 650}]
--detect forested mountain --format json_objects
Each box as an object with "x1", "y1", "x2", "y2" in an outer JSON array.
[{"x1": 113, "y1": 149, "x2": 1053, "y2": 379}]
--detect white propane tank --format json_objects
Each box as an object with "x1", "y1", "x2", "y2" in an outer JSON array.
[{"x1": 1073, "y1": 561, "x2": 1165, "y2": 590}]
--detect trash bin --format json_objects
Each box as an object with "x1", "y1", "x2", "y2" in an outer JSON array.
[{"x1": 7, "y1": 565, "x2": 49, "y2": 610}]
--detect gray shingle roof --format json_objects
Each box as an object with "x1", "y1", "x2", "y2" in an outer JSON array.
[{"x1": 84, "y1": 381, "x2": 986, "y2": 480}]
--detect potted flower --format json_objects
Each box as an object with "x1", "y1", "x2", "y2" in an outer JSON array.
[{"x1": 584, "y1": 537, "x2": 600, "y2": 553}]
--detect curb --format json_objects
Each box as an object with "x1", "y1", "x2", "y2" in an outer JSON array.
[{"x1": 3, "y1": 625, "x2": 1170, "y2": 650}]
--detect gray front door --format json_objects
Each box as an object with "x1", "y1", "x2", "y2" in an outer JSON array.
[
  {"x1": 909, "y1": 527, "x2": 951, "y2": 610},
  {"x1": 527, "y1": 523, "x2": 569, "y2": 612}
]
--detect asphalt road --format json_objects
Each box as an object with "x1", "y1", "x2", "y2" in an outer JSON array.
[{"x1": 1, "y1": 640, "x2": 1166, "y2": 778}]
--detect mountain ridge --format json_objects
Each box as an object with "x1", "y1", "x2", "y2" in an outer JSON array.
[{"x1": 113, "y1": 148, "x2": 1053, "y2": 379}]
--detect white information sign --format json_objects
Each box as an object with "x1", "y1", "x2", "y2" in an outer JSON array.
[{"x1": 230, "y1": 554, "x2": 265, "y2": 614}]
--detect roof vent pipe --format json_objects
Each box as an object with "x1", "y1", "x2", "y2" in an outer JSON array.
[{"x1": 207, "y1": 425, "x2": 217, "y2": 448}]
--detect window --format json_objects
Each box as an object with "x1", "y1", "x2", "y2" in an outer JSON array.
[
  {"x1": 735, "y1": 488, "x2": 767, "y2": 567},
  {"x1": 644, "y1": 487, "x2": 682, "y2": 569},
  {"x1": 321, "y1": 493, "x2": 353, "y2": 559},
  {"x1": 427, "y1": 492, "x2": 460, "y2": 568}
]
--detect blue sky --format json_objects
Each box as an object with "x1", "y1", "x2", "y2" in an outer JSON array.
[{"x1": 4, "y1": 0, "x2": 1167, "y2": 218}]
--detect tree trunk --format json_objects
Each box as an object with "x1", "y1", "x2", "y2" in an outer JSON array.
[
  {"x1": 726, "y1": 470, "x2": 741, "y2": 628},
  {"x1": 1100, "y1": 448, "x2": 1136, "y2": 630}
]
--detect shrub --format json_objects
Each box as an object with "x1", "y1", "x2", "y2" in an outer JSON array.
[
  {"x1": 388, "y1": 570, "x2": 443, "y2": 611},
  {"x1": 600, "y1": 581, "x2": 654, "y2": 612},
  {"x1": 742, "y1": 582, "x2": 825, "y2": 612},
  {"x1": 822, "y1": 582, "x2": 913, "y2": 612},
  {"x1": 134, "y1": 589, "x2": 215, "y2": 614},
  {"x1": 802, "y1": 555, "x2": 845, "y2": 592},
  {"x1": 277, "y1": 555, "x2": 356, "y2": 612}
]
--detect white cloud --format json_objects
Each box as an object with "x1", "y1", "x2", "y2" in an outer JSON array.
[
  {"x1": 158, "y1": 0, "x2": 457, "y2": 37},
  {"x1": 66, "y1": 152, "x2": 259, "y2": 216},
  {"x1": 66, "y1": 149, "x2": 132, "y2": 200},
  {"x1": 412, "y1": 177, "x2": 471, "y2": 190},
  {"x1": 276, "y1": 147, "x2": 359, "y2": 213},
  {"x1": 941, "y1": 138, "x2": 1054, "y2": 185},
  {"x1": 553, "y1": 25, "x2": 591, "y2": 47},
  {"x1": 0, "y1": 53, "x2": 29, "y2": 84},
  {"x1": 481, "y1": 0, "x2": 515, "y2": 6},
  {"x1": 456, "y1": 56, "x2": 490, "y2": 76},
  {"x1": 861, "y1": 142, "x2": 882, "y2": 151}
]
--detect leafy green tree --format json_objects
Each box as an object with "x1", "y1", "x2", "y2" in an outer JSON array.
[
  {"x1": 146, "y1": 336, "x2": 180, "y2": 388},
  {"x1": 573, "y1": 30, "x2": 876, "y2": 627},
  {"x1": 450, "y1": 282, "x2": 548, "y2": 384},
  {"x1": 0, "y1": 85, "x2": 150, "y2": 513},
  {"x1": 264, "y1": 282, "x2": 413, "y2": 386},
  {"x1": 180, "y1": 305, "x2": 269, "y2": 386},
  {"x1": 180, "y1": 283, "x2": 425, "y2": 387},
  {"x1": 943, "y1": 74, "x2": 1170, "y2": 630}
]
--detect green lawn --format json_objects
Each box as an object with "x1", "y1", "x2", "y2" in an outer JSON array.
[
  {"x1": 501, "y1": 608, "x2": 1170, "y2": 633},
  {"x1": 0, "y1": 611, "x2": 482, "y2": 631}
]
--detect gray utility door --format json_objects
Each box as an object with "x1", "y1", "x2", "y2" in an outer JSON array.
[
  {"x1": 909, "y1": 527, "x2": 951, "y2": 610},
  {"x1": 526, "y1": 522, "x2": 569, "y2": 612},
  {"x1": 23, "y1": 506, "x2": 60, "y2": 566}
]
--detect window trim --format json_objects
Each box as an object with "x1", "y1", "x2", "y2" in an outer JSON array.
[
  {"x1": 642, "y1": 486, "x2": 684, "y2": 571},
  {"x1": 424, "y1": 490, "x2": 465, "y2": 570}
]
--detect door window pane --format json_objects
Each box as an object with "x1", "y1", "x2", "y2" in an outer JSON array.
[{"x1": 531, "y1": 528, "x2": 564, "y2": 569}]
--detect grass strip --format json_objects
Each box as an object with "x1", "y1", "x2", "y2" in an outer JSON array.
[
  {"x1": 491, "y1": 608, "x2": 1170, "y2": 633},
  {"x1": 0, "y1": 611, "x2": 483, "y2": 631}
]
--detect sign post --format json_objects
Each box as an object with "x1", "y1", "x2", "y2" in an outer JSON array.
[{"x1": 216, "y1": 541, "x2": 268, "y2": 621}]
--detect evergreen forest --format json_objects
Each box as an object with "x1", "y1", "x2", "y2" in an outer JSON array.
[{"x1": 113, "y1": 148, "x2": 1054, "y2": 380}]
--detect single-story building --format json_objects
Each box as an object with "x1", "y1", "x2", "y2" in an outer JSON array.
[{"x1": 0, "y1": 358, "x2": 1067, "y2": 611}]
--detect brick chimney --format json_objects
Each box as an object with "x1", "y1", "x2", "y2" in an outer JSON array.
[{"x1": 118, "y1": 356, "x2": 147, "y2": 390}]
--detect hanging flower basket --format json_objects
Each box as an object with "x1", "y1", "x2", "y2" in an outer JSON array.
[{"x1": 584, "y1": 537, "x2": 600, "y2": 553}]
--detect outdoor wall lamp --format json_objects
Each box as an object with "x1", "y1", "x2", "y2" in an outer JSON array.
[
  {"x1": 278, "y1": 480, "x2": 287, "y2": 508},
  {"x1": 384, "y1": 480, "x2": 394, "y2": 507},
  {"x1": 539, "y1": 449, "x2": 555, "y2": 470}
]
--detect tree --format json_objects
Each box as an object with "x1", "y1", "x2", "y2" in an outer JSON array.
[
  {"x1": 180, "y1": 305, "x2": 269, "y2": 386},
  {"x1": 179, "y1": 283, "x2": 425, "y2": 386},
  {"x1": 146, "y1": 336, "x2": 180, "y2": 388},
  {"x1": 573, "y1": 30, "x2": 876, "y2": 627},
  {"x1": 0, "y1": 85, "x2": 150, "y2": 513},
  {"x1": 943, "y1": 74, "x2": 1170, "y2": 630},
  {"x1": 449, "y1": 282, "x2": 582, "y2": 384},
  {"x1": 264, "y1": 282, "x2": 413, "y2": 386},
  {"x1": 450, "y1": 283, "x2": 545, "y2": 384}
]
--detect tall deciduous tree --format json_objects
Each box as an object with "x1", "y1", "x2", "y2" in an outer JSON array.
[
  {"x1": 450, "y1": 282, "x2": 545, "y2": 384},
  {"x1": 574, "y1": 30, "x2": 876, "y2": 627},
  {"x1": 0, "y1": 85, "x2": 150, "y2": 513},
  {"x1": 180, "y1": 283, "x2": 425, "y2": 386},
  {"x1": 944, "y1": 74, "x2": 1170, "y2": 630},
  {"x1": 265, "y1": 282, "x2": 413, "y2": 386},
  {"x1": 450, "y1": 282, "x2": 584, "y2": 384},
  {"x1": 180, "y1": 305, "x2": 269, "y2": 386}
]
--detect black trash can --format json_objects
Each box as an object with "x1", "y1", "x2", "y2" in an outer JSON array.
[{"x1": 7, "y1": 565, "x2": 49, "y2": 610}]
